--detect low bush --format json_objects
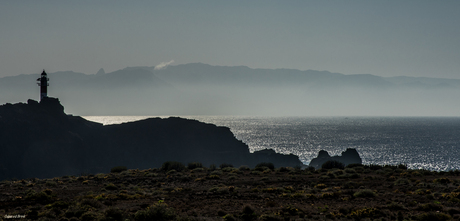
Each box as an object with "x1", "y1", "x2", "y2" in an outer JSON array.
[
  {"x1": 64, "y1": 204, "x2": 92, "y2": 219},
  {"x1": 222, "y1": 167, "x2": 237, "y2": 173},
  {"x1": 368, "y1": 164, "x2": 383, "y2": 170},
  {"x1": 134, "y1": 201, "x2": 176, "y2": 221},
  {"x1": 314, "y1": 183, "x2": 327, "y2": 189},
  {"x1": 386, "y1": 165, "x2": 398, "y2": 169},
  {"x1": 102, "y1": 207, "x2": 124, "y2": 221},
  {"x1": 187, "y1": 162, "x2": 203, "y2": 170},
  {"x1": 45, "y1": 180, "x2": 57, "y2": 187},
  {"x1": 254, "y1": 166, "x2": 269, "y2": 172},
  {"x1": 447, "y1": 208, "x2": 460, "y2": 216},
  {"x1": 417, "y1": 212, "x2": 451, "y2": 221},
  {"x1": 80, "y1": 198, "x2": 102, "y2": 209},
  {"x1": 332, "y1": 169, "x2": 344, "y2": 175},
  {"x1": 24, "y1": 189, "x2": 53, "y2": 202},
  {"x1": 80, "y1": 211, "x2": 100, "y2": 221},
  {"x1": 394, "y1": 178, "x2": 410, "y2": 186},
  {"x1": 281, "y1": 205, "x2": 300, "y2": 216},
  {"x1": 241, "y1": 204, "x2": 257, "y2": 221},
  {"x1": 209, "y1": 164, "x2": 217, "y2": 171},
  {"x1": 346, "y1": 163, "x2": 363, "y2": 168},
  {"x1": 208, "y1": 175, "x2": 220, "y2": 179},
  {"x1": 386, "y1": 202, "x2": 406, "y2": 211},
  {"x1": 417, "y1": 203, "x2": 444, "y2": 212},
  {"x1": 342, "y1": 181, "x2": 359, "y2": 189},
  {"x1": 259, "y1": 214, "x2": 283, "y2": 221},
  {"x1": 145, "y1": 172, "x2": 158, "y2": 177},
  {"x1": 322, "y1": 160, "x2": 345, "y2": 170},
  {"x1": 239, "y1": 165, "x2": 250, "y2": 171},
  {"x1": 216, "y1": 210, "x2": 226, "y2": 217},
  {"x1": 223, "y1": 214, "x2": 237, "y2": 221},
  {"x1": 208, "y1": 186, "x2": 220, "y2": 193},
  {"x1": 398, "y1": 164, "x2": 408, "y2": 170},
  {"x1": 255, "y1": 162, "x2": 275, "y2": 170},
  {"x1": 353, "y1": 189, "x2": 377, "y2": 198},
  {"x1": 305, "y1": 166, "x2": 315, "y2": 172},
  {"x1": 278, "y1": 167, "x2": 292, "y2": 172},
  {"x1": 220, "y1": 163, "x2": 233, "y2": 169},
  {"x1": 349, "y1": 207, "x2": 380, "y2": 219},
  {"x1": 344, "y1": 168, "x2": 356, "y2": 174},
  {"x1": 104, "y1": 183, "x2": 118, "y2": 191},
  {"x1": 433, "y1": 177, "x2": 451, "y2": 184},
  {"x1": 110, "y1": 166, "x2": 127, "y2": 173},
  {"x1": 210, "y1": 170, "x2": 223, "y2": 175},
  {"x1": 161, "y1": 161, "x2": 185, "y2": 172},
  {"x1": 191, "y1": 168, "x2": 204, "y2": 173},
  {"x1": 46, "y1": 201, "x2": 70, "y2": 210}
]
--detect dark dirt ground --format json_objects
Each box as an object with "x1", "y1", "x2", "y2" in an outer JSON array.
[{"x1": 1, "y1": 164, "x2": 460, "y2": 221}]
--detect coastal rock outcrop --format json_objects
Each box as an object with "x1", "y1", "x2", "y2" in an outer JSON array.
[
  {"x1": 309, "y1": 148, "x2": 362, "y2": 169},
  {"x1": 0, "y1": 98, "x2": 303, "y2": 180}
]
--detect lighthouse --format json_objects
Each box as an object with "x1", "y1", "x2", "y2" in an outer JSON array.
[{"x1": 37, "y1": 70, "x2": 49, "y2": 101}]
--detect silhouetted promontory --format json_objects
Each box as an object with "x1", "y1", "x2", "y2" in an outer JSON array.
[{"x1": 0, "y1": 98, "x2": 302, "y2": 180}]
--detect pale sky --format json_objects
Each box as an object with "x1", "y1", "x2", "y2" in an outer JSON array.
[{"x1": 1, "y1": 0, "x2": 459, "y2": 79}]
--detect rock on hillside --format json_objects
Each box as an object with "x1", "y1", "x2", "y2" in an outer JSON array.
[{"x1": 0, "y1": 98, "x2": 303, "y2": 180}]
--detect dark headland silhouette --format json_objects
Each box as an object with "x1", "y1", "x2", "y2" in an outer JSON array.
[{"x1": 0, "y1": 97, "x2": 303, "y2": 180}]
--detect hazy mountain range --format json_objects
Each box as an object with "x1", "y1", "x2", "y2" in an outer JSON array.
[{"x1": 1, "y1": 63, "x2": 459, "y2": 116}]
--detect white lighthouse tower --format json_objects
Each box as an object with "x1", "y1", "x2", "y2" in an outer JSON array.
[{"x1": 37, "y1": 70, "x2": 49, "y2": 101}]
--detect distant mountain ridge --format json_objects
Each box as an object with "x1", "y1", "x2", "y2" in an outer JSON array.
[
  {"x1": 153, "y1": 63, "x2": 460, "y2": 89},
  {"x1": 0, "y1": 63, "x2": 459, "y2": 116}
]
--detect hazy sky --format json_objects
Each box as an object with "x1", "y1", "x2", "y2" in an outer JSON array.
[{"x1": 1, "y1": 0, "x2": 459, "y2": 79}]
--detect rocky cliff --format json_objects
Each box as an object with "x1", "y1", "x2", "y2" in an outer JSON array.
[{"x1": 0, "y1": 98, "x2": 303, "y2": 180}]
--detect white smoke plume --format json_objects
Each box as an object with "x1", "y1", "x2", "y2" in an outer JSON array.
[{"x1": 154, "y1": 60, "x2": 175, "y2": 70}]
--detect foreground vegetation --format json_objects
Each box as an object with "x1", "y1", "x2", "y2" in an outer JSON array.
[{"x1": 1, "y1": 162, "x2": 460, "y2": 220}]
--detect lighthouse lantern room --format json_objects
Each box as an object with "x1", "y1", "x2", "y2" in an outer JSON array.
[{"x1": 37, "y1": 70, "x2": 49, "y2": 101}]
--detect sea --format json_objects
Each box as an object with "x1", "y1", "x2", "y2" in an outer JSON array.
[{"x1": 82, "y1": 116, "x2": 460, "y2": 171}]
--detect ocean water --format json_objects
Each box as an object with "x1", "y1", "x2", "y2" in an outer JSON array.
[{"x1": 83, "y1": 116, "x2": 460, "y2": 171}]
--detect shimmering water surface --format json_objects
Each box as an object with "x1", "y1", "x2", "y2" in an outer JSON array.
[{"x1": 83, "y1": 116, "x2": 460, "y2": 171}]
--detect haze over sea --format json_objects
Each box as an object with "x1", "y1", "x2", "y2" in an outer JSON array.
[{"x1": 83, "y1": 116, "x2": 460, "y2": 171}]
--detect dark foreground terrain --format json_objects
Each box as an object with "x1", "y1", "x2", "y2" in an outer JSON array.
[{"x1": 1, "y1": 163, "x2": 460, "y2": 221}]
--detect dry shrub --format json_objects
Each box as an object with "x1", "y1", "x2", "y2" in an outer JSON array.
[
  {"x1": 353, "y1": 189, "x2": 377, "y2": 198},
  {"x1": 110, "y1": 166, "x2": 127, "y2": 173},
  {"x1": 187, "y1": 162, "x2": 203, "y2": 170},
  {"x1": 322, "y1": 160, "x2": 344, "y2": 170},
  {"x1": 417, "y1": 212, "x2": 451, "y2": 221},
  {"x1": 255, "y1": 162, "x2": 275, "y2": 170},
  {"x1": 134, "y1": 201, "x2": 176, "y2": 221},
  {"x1": 161, "y1": 161, "x2": 185, "y2": 172}
]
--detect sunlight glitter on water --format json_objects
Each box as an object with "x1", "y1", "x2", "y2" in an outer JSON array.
[
  {"x1": 83, "y1": 116, "x2": 154, "y2": 125},
  {"x1": 82, "y1": 116, "x2": 460, "y2": 171}
]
